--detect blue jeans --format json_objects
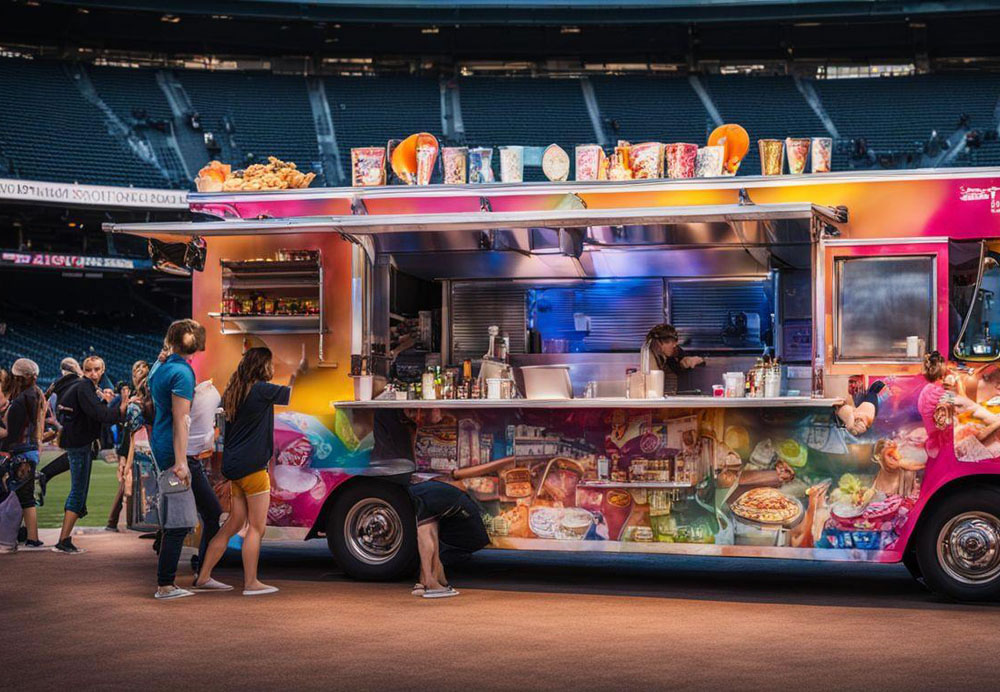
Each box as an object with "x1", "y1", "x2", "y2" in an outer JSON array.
[{"x1": 64, "y1": 446, "x2": 93, "y2": 516}]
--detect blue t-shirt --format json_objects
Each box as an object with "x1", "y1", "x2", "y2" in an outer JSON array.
[{"x1": 148, "y1": 354, "x2": 196, "y2": 471}]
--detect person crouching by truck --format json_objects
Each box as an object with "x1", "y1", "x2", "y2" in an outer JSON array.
[
  {"x1": 369, "y1": 408, "x2": 492, "y2": 599},
  {"x1": 409, "y1": 479, "x2": 490, "y2": 599}
]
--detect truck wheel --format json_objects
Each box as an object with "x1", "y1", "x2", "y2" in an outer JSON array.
[
  {"x1": 326, "y1": 480, "x2": 417, "y2": 581},
  {"x1": 915, "y1": 488, "x2": 1000, "y2": 601}
]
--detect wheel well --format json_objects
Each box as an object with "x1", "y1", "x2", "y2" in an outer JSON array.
[
  {"x1": 902, "y1": 474, "x2": 1000, "y2": 554},
  {"x1": 304, "y1": 474, "x2": 410, "y2": 541}
]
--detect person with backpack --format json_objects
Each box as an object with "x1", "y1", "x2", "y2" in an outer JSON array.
[
  {"x1": 193, "y1": 346, "x2": 305, "y2": 596},
  {"x1": 51, "y1": 355, "x2": 129, "y2": 554},
  {"x1": 0, "y1": 358, "x2": 47, "y2": 551}
]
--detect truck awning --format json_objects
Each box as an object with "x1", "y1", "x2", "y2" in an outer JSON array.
[{"x1": 104, "y1": 202, "x2": 845, "y2": 239}]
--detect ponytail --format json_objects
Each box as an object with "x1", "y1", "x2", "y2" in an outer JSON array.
[{"x1": 923, "y1": 351, "x2": 946, "y2": 382}]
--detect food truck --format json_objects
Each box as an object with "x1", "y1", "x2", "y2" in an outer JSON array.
[{"x1": 107, "y1": 164, "x2": 1000, "y2": 601}]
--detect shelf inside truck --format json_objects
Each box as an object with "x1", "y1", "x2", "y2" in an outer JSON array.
[{"x1": 207, "y1": 312, "x2": 323, "y2": 335}]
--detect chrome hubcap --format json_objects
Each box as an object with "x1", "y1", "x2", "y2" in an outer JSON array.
[
  {"x1": 937, "y1": 511, "x2": 1000, "y2": 584},
  {"x1": 344, "y1": 499, "x2": 402, "y2": 566}
]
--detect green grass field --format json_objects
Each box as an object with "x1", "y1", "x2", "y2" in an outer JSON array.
[{"x1": 36, "y1": 451, "x2": 122, "y2": 529}]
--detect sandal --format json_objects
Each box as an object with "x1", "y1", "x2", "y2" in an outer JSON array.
[{"x1": 411, "y1": 583, "x2": 426, "y2": 596}]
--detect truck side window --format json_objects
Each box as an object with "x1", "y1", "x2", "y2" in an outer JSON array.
[
  {"x1": 955, "y1": 249, "x2": 1000, "y2": 362},
  {"x1": 834, "y1": 255, "x2": 935, "y2": 362}
]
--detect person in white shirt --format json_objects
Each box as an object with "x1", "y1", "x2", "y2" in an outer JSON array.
[{"x1": 185, "y1": 379, "x2": 224, "y2": 577}]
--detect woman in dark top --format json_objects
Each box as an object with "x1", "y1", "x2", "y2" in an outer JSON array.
[
  {"x1": 194, "y1": 346, "x2": 304, "y2": 596},
  {"x1": 1, "y1": 358, "x2": 46, "y2": 549}
]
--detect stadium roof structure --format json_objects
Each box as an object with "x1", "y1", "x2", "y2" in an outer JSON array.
[{"x1": 37, "y1": 0, "x2": 1000, "y2": 24}]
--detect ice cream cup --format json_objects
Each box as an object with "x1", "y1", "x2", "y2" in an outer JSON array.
[
  {"x1": 758, "y1": 139, "x2": 784, "y2": 175},
  {"x1": 665, "y1": 142, "x2": 698, "y2": 179},
  {"x1": 695, "y1": 145, "x2": 724, "y2": 177},
  {"x1": 811, "y1": 137, "x2": 833, "y2": 173},
  {"x1": 784, "y1": 138, "x2": 811, "y2": 175},
  {"x1": 498, "y1": 145, "x2": 524, "y2": 183}
]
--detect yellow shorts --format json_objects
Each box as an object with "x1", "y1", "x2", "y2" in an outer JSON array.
[{"x1": 230, "y1": 469, "x2": 270, "y2": 498}]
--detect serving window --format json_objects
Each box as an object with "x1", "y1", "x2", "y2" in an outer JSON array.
[
  {"x1": 833, "y1": 254, "x2": 936, "y2": 363},
  {"x1": 954, "y1": 241, "x2": 1000, "y2": 362}
]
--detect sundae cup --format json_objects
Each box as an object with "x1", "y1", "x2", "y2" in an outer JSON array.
[
  {"x1": 469, "y1": 147, "x2": 494, "y2": 183},
  {"x1": 811, "y1": 137, "x2": 833, "y2": 173},
  {"x1": 695, "y1": 145, "x2": 724, "y2": 177},
  {"x1": 575, "y1": 144, "x2": 605, "y2": 181},
  {"x1": 665, "y1": 142, "x2": 698, "y2": 179},
  {"x1": 629, "y1": 142, "x2": 664, "y2": 179},
  {"x1": 442, "y1": 147, "x2": 468, "y2": 184},
  {"x1": 758, "y1": 139, "x2": 784, "y2": 175},
  {"x1": 784, "y1": 138, "x2": 811, "y2": 175},
  {"x1": 499, "y1": 145, "x2": 524, "y2": 183}
]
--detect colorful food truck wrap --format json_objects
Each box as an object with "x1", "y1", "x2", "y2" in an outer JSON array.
[
  {"x1": 299, "y1": 386, "x2": 943, "y2": 562},
  {"x1": 265, "y1": 411, "x2": 371, "y2": 527}
]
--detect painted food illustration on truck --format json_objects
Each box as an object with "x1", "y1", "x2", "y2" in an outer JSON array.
[
  {"x1": 730, "y1": 487, "x2": 802, "y2": 525},
  {"x1": 250, "y1": 365, "x2": 1000, "y2": 558},
  {"x1": 317, "y1": 376, "x2": 936, "y2": 559}
]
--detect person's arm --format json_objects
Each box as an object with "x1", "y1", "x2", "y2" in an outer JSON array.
[
  {"x1": 170, "y1": 393, "x2": 191, "y2": 484},
  {"x1": 288, "y1": 344, "x2": 308, "y2": 388},
  {"x1": 677, "y1": 347, "x2": 705, "y2": 369},
  {"x1": 78, "y1": 383, "x2": 127, "y2": 424}
]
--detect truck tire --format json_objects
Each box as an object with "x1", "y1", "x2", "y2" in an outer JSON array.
[
  {"x1": 326, "y1": 480, "x2": 417, "y2": 581},
  {"x1": 901, "y1": 549, "x2": 924, "y2": 585},
  {"x1": 915, "y1": 487, "x2": 1000, "y2": 601}
]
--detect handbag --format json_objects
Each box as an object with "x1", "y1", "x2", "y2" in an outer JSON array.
[{"x1": 156, "y1": 469, "x2": 198, "y2": 530}]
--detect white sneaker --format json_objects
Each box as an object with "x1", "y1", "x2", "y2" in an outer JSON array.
[{"x1": 154, "y1": 586, "x2": 195, "y2": 601}]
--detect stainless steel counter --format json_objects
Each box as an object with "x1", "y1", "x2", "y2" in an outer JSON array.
[{"x1": 333, "y1": 396, "x2": 840, "y2": 410}]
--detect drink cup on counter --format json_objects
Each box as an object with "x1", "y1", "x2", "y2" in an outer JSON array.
[
  {"x1": 784, "y1": 138, "x2": 811, "y2": 175},
  {"x1": 442, "y1": 147, "x2": 468, "y2": 184},
  {"x1": 646, "y1": 370, "x2": 665, "y2": 399},
  {"x1": 665, "y1": 143, "x2": 698, "y2": 178},
  {"x1": 712, "y1": 384, "x2": 725, "y2": 397},
  {"x1": 758, "y1": 139, "x2": 784, "y2": 175},
  {"x1": 354, "y1": 375, "x2": 374, "y2": 402},
  {"x1": 811, "y1": 137, "x2": 833, "y2": 173},
  {"x1": 723, "y1": 372, "x2": 745, "y2": 398},
  {"x1": 498, "y1": 146, "x2": 524, "y2": 183},
  {"x1": 695, "y1": 146, "x2": 724, "y2": 177},
  {"x1": 469, "y1": 147, "x2": 494, "y2": 183}
]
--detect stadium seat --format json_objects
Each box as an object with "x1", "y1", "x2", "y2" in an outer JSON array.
[{"x1": 0, "y1": 58, "x2": 172, "y2": 188}]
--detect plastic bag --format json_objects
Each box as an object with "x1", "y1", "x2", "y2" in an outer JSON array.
[{"x1": 0, "y1": 491, "x2": 23, "y2": 551}]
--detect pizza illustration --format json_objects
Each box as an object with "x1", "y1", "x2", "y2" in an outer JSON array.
[{"x1": 731, "y1": 487, "x2": 802, "y2": 525}]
